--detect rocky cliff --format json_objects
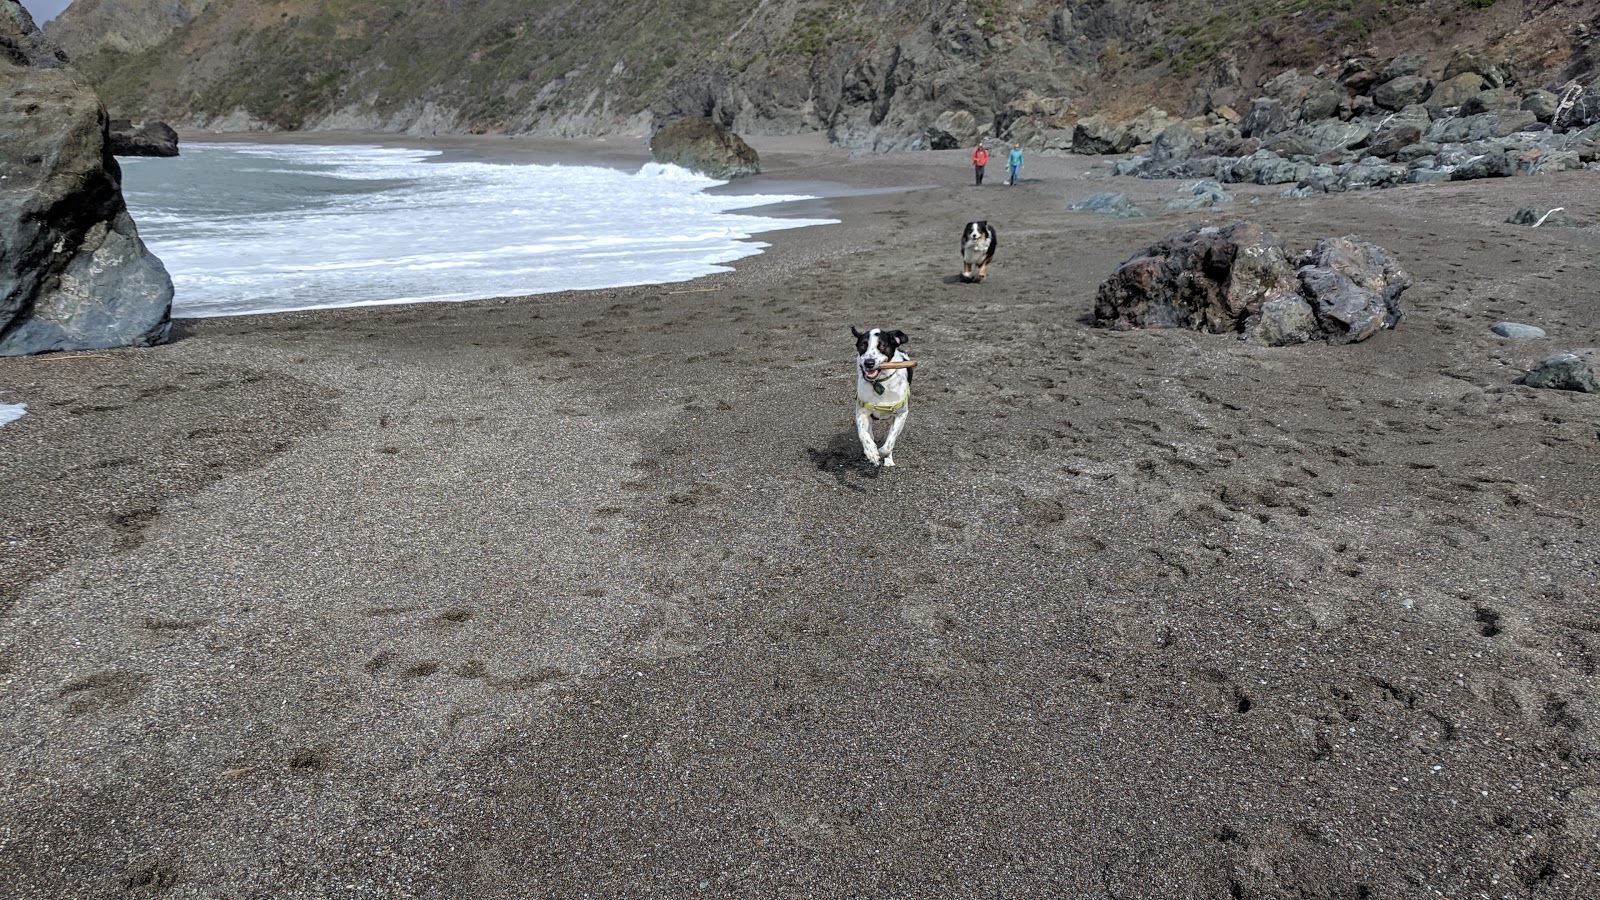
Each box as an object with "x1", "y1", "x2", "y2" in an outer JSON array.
[{"x1": 46, "y1": 0, "x2": 1600, "y2": 151}]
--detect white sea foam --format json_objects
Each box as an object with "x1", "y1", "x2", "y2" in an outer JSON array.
[
  {"x1": 0, "y1": 403, "x2": 25, "y2": 427},
  {"x1": 119, "y1": 143, "x2": 836, "y2": 318}
]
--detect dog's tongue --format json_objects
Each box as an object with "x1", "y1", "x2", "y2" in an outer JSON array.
[{"x1": 865, "y1": 366, "x2": 880, "y2": 378}]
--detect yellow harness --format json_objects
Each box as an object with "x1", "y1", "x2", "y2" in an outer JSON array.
[{"x1": 857, "y1": 392, "x2": 908, "y2": 414}]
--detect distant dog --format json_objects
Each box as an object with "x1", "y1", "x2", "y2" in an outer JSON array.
[
  {"x1": 960, "y1": 220, "x2": 997, "y2": 283},
  {"x1": 853, "y1": 326, "x2": 912, "y2": 467}
]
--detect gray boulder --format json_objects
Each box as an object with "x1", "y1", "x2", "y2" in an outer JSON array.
[
  {"x1": 1066, "y1": 192, "x2": 1149, "y2": 218},
  {"x1": 649, "y1": 117, "x2": 760, "y2": 179},
  {"x1": 1378, "y1": 52, "x2": 1428, "y2": 83},
  {"x1": 108, "y1": 118, "x2": 179, "y2": 157},
  {"x1": 1395, "y1": 142, "x2": 1440, "y2": 163},
  {"x1": 1406, "y1": 165, "x2": 1453, "y2": 185},
  {"x1": 1339, "y1": 58, "x2": 1382, "y2": 94},
  {"x1": 1424, "y1": 73, "x2": 1485, "y2": 115},
  {"x1": 1225, "y1": 150, "x2": 1311, "y2": 185},
  {"x1": 1450, "y1": 151, "x2": 1517, "y2": 180},
  {"x1": 1521, "y1": 90, "x2": 1560, "y2": 123},
  {"x1": 1366, "y1": 123, "x2": 1423, "y2": 159},
  {"x1": 1298, "y1": 80, "x2": 1345, "y2": 123},
  {"x1": 1515, "y1": 148, "x2": 1581, "y2": 176},
  {"x1": 1148, "y1": 122, "x2": 1199, "y2": 165},
  {"x1": 1372, "y1": 75, "x2": 1430, "y2": 112},
  {"x1": 1521, "y1": 349, "x2": 1599, "y2": 393},
  {"x1": 1295, "y1": 237, "x2": 1411, "y2": 344},
  {"x1": 1491, "y1": 322, "x2": 1547, "y2": 339},
  {"x1": 1427, "y1": 109, "x2": 1538, "y2": 143},
  {"x1": 1245, "y1": 295, "x2": 1321, "y2": 346},
  {"x1": 1, "y1": 2, "x2": 172, "y2": 357},
  {"x1": 1264, "y1": 121, "x2": 1371, "y2": 158},
  {"x1": 1442, "y1": 50, "x2": 1506, "y2": 89},
  {"x1": 1506, "y1": 207, "x2": 1571, "y2": 227},
  {"x1": 1459, "y1": 89, "x2": 1523, "y2": 117},
  {"x1": 1560, "y1": 122, "x2": 1600, "y2": 161},
  {"x1": 1162, "y1": 180, "x2": 1232, "y2": 211},
  {"x1": 1336, "y1": 160, "x2": 1409, "y2": 190},
  {"x1": 1240, "y1": 98, "x2": 1291, "y2": 139}
]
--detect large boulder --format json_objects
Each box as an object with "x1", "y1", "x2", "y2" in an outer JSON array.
[
  {"x1": 1424, "y1": 73, "x2": 1486, "y2": 114},
  {"x1": 1239, "y1": 98, "x2": 1291, "y2": 139},
  {"x1": 0, "y1": 1, "x2": 173, "y2": 357},
  {"x1": 648, "y1": 117, "x2": 760, "y2": 179},
  {"x1": 1071, "y1": 114, "x2": 1137, "y2": 155},
  {"x1": 1092, "y1": 222, "x2": 1300, "y2": 333},
  {"x1": 108, "y1": 118, "x2": 179, "y2": 157},
  {"x1": 1372, "y1": 75, "x2": 1430, "y2": 111},
  {"x1": 1263, "y1": 121, "x2": 1371, "y2": 158},
  {"x1": 1094, "y1": 223, "x2": 1410, "y2": 346}
]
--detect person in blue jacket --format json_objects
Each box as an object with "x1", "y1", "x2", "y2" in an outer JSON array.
[{"x1": 1007, "y1": 144, "x2": 1024, "y2": 185}]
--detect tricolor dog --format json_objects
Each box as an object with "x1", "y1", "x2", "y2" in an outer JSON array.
[
  {"x1": 853, "y1": 326, "x2": 912, "y2": 467},
  {"x1": 960, "y1": 220, "x2": 997, "y2": 283}
]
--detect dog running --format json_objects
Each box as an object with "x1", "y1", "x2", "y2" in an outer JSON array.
[
  {"x1": 853, "y1": 326, "x2": 913, "y2": 467},
  {"x1": 960, "y1": 220, "x2": 997, "y2": 283}
]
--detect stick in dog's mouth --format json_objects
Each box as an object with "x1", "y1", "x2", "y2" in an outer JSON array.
[{"x1": 876, "y1": 360, "x2": 918, "y2": 370}]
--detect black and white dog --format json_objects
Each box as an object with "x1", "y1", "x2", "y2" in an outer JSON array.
[
  {"x1": 960, "y1": 220, "x2": 997, "y2": 283},
  {"x1": 853, "y1": 326, "x2": 912, "y2": 467}
]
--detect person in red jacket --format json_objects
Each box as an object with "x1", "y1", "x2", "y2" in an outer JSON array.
[{"x1": 972, "y1": 142, "x2": 989, "y2": 185}]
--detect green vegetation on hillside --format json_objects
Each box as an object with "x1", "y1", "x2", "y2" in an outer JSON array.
[{"x1": 65, "y1": 0, "x2": 1568, "y2": 141}]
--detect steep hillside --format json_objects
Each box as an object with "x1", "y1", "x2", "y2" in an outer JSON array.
[
  {"x1": 43, "y1": 0, "x2": 210, "y2": 55},
  {"x1": 47, "y1": 0, "x2": 1600, "y2": 149}
]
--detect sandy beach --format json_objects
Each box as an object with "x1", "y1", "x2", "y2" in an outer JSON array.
[{"x1": 2, "y1": 134, "x2": 1598, "y2": 898}]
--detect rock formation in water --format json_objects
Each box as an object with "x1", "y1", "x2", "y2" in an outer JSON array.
[
  {"x1": 109, "y1": 118, "x2": 180, "y2": 157},
  {"x1": 0, "y1": 0, "x2": 173, "y2": 357},
  {"x1": 649, "y1": 118, "x2": 760, "y2": 179}
]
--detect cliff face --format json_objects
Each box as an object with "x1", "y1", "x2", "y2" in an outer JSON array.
[{"x1": 45, "y1": 0, "x2": 1600, "y2": 149}]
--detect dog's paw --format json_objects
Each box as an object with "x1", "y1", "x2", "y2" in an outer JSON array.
[
  {"x1": 882, "y1": 455, "x2": 896, "y2": 467},
  {"x1": 863, "y1": 447, "x2": 882, "y2": 466}
]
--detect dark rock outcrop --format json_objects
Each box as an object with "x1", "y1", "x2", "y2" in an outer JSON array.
[
  {"x1": 648, "y1": 117, "x2": 760, "y2": 180},
  {"x1": 1094, "y1": 223, "x2": 1410, "y2": 346},
  {"x1": 1, "y1": 1, "x2": 172, "y2": 357},
  {"x1": 108, "y1": 118, "x2": 179, "y2": 156}
]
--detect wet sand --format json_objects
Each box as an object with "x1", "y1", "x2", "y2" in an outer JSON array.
[{"x1": 2, "y1": 134, "x2": 1598, "y2": 898}]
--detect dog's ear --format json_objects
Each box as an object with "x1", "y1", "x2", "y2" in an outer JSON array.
[
  {"x1": 851, "y1": 326, "x2": 866, "y2": 339},
  {"x1": 890, "y1": 330, "x2": 908, "y2": 347}
]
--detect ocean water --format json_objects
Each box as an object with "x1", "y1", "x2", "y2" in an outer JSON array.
[{"x1": 118, "y1": 143, "x2": 836, "y2": 318}]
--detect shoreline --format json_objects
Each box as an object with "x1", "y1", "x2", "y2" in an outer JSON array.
[
  {"x1": 154, "y1": 130, "x2": 886, "y2": 321},
  {"x1": 6, "y1": 132, "x2": 1600, "y2": 897}
]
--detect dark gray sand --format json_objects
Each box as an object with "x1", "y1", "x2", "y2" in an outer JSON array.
[{"x1": 2, "y1": 135, "x2": 1598, "y2": 899}]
